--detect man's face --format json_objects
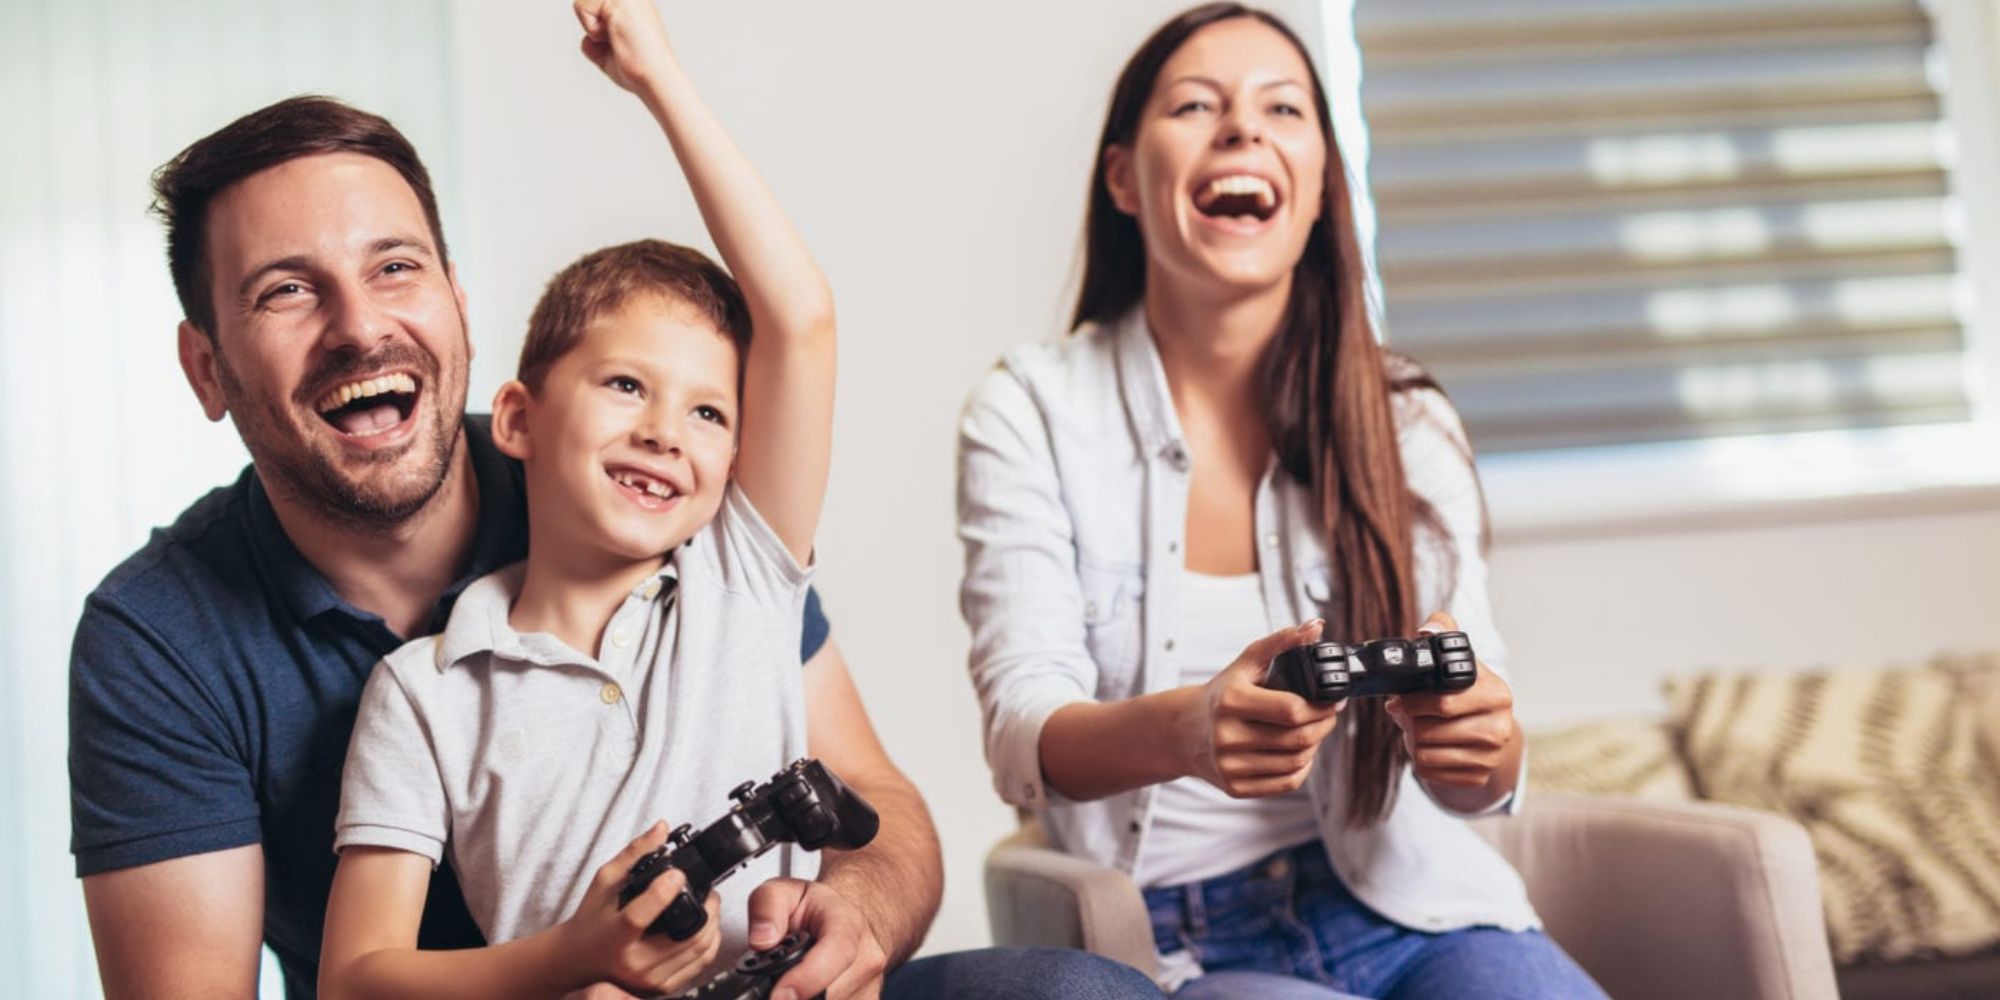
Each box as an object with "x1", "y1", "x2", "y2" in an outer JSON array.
[{"x1": 184, "y1": 152, "x2": 470, "y2": 525}]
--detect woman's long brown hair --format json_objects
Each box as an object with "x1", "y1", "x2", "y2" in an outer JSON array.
[{"x1": 1072, "y1": 2, "x2": 1454, "y2": 825}]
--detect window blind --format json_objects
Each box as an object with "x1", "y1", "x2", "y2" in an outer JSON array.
[{"x1": 1357, "y1": 0, "x2": 1971, "y2": 453}]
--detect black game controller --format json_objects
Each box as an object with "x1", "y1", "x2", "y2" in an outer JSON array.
[
  {"x1": 1262, "y1": 630, "x2": 1478, "y2": 704},
  {"x1": 664, "y1": 931, "x2": 821, "y2": 1000},
  {"x1": 618, "y1": 759, "x2": 880, "y2": 940}
]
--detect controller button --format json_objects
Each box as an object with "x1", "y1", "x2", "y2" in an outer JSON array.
[
  {"x1": 1437, "y1": 634, "x2": 1470, "y2": 651},
  {"x1": 779, "y1": 782, "x2": 811, "y2": 806}
]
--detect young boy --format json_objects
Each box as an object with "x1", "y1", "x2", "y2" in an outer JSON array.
[{"x1": 317, "y1": 2, "x2": 840, "y2": 997}]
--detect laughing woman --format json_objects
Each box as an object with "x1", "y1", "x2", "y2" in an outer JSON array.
[{"x1": 955, "y1": 5, "x2": 1608, "y2": 999}]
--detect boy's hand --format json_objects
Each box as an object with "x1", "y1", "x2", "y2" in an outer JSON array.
[
  {"x1": 746, "y1": 878, "x2": 887, "y2": 1000},
  {"x1": 573, "y1": 0, "x2": 677, "y2": 96},
  {"x1": 556, "y1": 821, "x2": 724, "y2": 996}
]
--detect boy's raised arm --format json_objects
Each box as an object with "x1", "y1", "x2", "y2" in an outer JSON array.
[{"x1": 576, "y1": 0, "x2": 836, "y2": 567}]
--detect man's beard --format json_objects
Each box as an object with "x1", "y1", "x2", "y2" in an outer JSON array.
[{"x1": 217, "y1": 342, "x2": 467, "y2": 530}]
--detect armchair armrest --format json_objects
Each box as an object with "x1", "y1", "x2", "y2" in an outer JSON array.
[
  {"x1": 984, "y1": 819, "x2": 1158, "y2": 979},
  {"x1": 1472, "y1": 792, "x2": 1838, "y2": 1000}
]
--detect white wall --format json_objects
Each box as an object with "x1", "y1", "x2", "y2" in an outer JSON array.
[{"x1": 1491, "y1": 499, "x2": 2000, "y2": 731}]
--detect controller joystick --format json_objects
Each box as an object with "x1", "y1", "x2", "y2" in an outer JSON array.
[{"x1": 618, "y1": 759, "x2": 880, "y2": 940}]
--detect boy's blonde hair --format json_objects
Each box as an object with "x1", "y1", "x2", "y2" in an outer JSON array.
[{"x1": 518, "y1": 238, "x2": 752, "y2": 392}]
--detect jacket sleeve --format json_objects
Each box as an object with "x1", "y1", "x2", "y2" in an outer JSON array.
[
  {"x1": 956, "y1": 361, "x2": 1098, "y2": 810},
  {"x1": 1399, "y1": 386, "x2": 1527, "y2": 817}
]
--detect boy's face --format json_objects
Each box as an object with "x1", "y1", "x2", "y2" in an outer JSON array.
[{"x1": 518, "y1": 294, "x2": 739, "y2": 564}]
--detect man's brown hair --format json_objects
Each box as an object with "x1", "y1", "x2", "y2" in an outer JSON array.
[
  {"x1": 518, "y1": 239, "x2": 752, "y2": 392},
  {"x1": 151, "y1": 95, "x2": 450, "y2": 338}
]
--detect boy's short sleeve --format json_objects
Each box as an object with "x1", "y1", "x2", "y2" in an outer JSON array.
[
  {"x1": 69, "y1": 596, "x2": 261, "y2": 875},
  {"x1": 334, "y1": 655, "x2": 450, "y2": 864},
  {"x1": 691, "y1": 483, "x2": 815, "y2": 609}
]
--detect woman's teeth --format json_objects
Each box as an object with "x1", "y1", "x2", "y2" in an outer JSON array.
[{"x1": 1196, "y1": 174, "x2": 1278, "y2": 219}]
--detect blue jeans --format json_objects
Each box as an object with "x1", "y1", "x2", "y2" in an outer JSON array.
[
  {"x1": 1143, "y1": 843, "x2": 1607, "y2": 1000},
  {"x1": 886, "y1": 946, "x2": 1164, "y2": 999}
]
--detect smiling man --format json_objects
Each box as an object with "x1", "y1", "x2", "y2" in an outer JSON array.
[{"x1": 70, "y1": 95, "x2": 847, "y2": 1000}]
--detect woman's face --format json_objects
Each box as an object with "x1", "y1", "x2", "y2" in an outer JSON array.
[{"x1": 1105, "y1": 17, "x2": 1328, "y2": 299}]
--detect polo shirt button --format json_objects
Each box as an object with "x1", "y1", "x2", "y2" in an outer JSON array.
[
  {"x1": 1265, "y1": 533, "x2": 1279, "y2": 549},
  {"x1": 640, "y1": 580, "x2": 662, "y2": 600},
  {"x1": 600, "y1": 683, "x2": 623, "y2": 705},
  {"x1": 611, "y1": 630, "x2": 632, "y2": 649}
]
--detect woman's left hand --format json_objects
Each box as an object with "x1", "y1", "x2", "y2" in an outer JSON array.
[{"x1": 1383, "y1": 611, "x2": 1522, "y2": 810}]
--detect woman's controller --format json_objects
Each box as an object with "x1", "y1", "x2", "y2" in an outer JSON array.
[{"x1": 1261, "y1": 631, "x2": 1478, "y2": 704}]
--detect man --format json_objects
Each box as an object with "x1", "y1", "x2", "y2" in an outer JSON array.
[{"x1": 67, "y1": 65, "x2": 1159, "y2": 1000}]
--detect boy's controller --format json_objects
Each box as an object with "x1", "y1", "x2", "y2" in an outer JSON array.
[
  {"x1": 617, "y1": 758, "x2": 879, "y2": 940},
  {"x1": 1262, "y1": 630, "x2": 1478, "y2": 704},
  {"x1": 663, "y1": 931, "x2": 822, "y2": 1000}
]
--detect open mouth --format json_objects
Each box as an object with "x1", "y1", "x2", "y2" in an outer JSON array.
[
  {"x1": 1193, "y1": 173, "x2": 1280, "y2": 223},
  {"x1": 314, "y1": 372, "x2": 420, "y2": 437},
  {"x1": 606, "y1": 465, "x2": 682, "y2": 510}
]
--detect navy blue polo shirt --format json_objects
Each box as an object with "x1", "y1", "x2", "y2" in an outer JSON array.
[{"x1": 68, "y1": 415, "x2": 831, "y2": 999}]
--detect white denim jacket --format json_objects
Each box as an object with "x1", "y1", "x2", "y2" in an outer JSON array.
[{"x1": 956, "y1": 309, "x2": 1539, "y2": 934}]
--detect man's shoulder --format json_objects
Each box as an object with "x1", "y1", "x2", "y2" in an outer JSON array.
[{"x1": 82, "y1": 470, "x2": 262, "y2": 632}]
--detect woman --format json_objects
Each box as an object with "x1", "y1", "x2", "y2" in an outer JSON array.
[{"x1": 956, "y1": 5, "x2": 1607, "y2": 998}]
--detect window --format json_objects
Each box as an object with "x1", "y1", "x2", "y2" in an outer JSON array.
[{"x1": 1346, "y1": 0, "x2": 2000, "y2": 532}]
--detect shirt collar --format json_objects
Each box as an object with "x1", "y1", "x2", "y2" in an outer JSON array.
[
  {"x1": 433, "y1": 560, "x2": 680, "y2": 672},
  {"x1": 1111, "y1": 307, "x2": 1193, "y2": 468}
]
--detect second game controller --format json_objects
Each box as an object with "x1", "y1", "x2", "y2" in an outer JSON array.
[{"x1": 664, "y1": 931, "x2": 821, "y2": 1000}]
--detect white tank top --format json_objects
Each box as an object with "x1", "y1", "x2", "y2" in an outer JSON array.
[{"x1": 1130, "y1": 567, "x2": 1320, "y2": 889}]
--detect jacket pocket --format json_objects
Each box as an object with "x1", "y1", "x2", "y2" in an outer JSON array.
[{"x1": 1077, "y1": 560, "x2": 1144, "y2": 696}]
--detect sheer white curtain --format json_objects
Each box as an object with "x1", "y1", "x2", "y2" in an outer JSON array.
[{"x1": 0, "y1": 3, "x2": 456, "y2": 995}]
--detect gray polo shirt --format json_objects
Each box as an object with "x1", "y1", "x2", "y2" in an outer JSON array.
[{"x1": 335, "y1": 483, "x2": 815, "y2": 957}]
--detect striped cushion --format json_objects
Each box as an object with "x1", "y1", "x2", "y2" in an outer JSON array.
[
  {"x1": 1526, "y1": 717, "x2": 1697, "y2": 802},
  {"x1": 1665, "y1": 655, "x2": 2000, "y2": 965}
]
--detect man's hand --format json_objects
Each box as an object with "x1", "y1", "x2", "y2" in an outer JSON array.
[
  {"x1": 573, "y1": 0, "x2": 678, "y2": 96},
  {"x1": 1384, "y1": 612, "x2": 1522, "y2": 812},
  {"x1": 1177, "y1": 620, "x2": 1344, "y2": 798},
  {"x1": 746, "y1": 878, "x2": 887, "y2": 1000},
  {"x1": 554, "y1": 822, "x2": 723, "y2": 997}
]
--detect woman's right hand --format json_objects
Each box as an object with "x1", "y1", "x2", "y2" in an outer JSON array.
[
  {"x1": 1178, "y1": 620, "x2": 1344, "y2": 797},
  {"x1": 554, "y1": 821, "x2": 724, "y2": 996}
]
